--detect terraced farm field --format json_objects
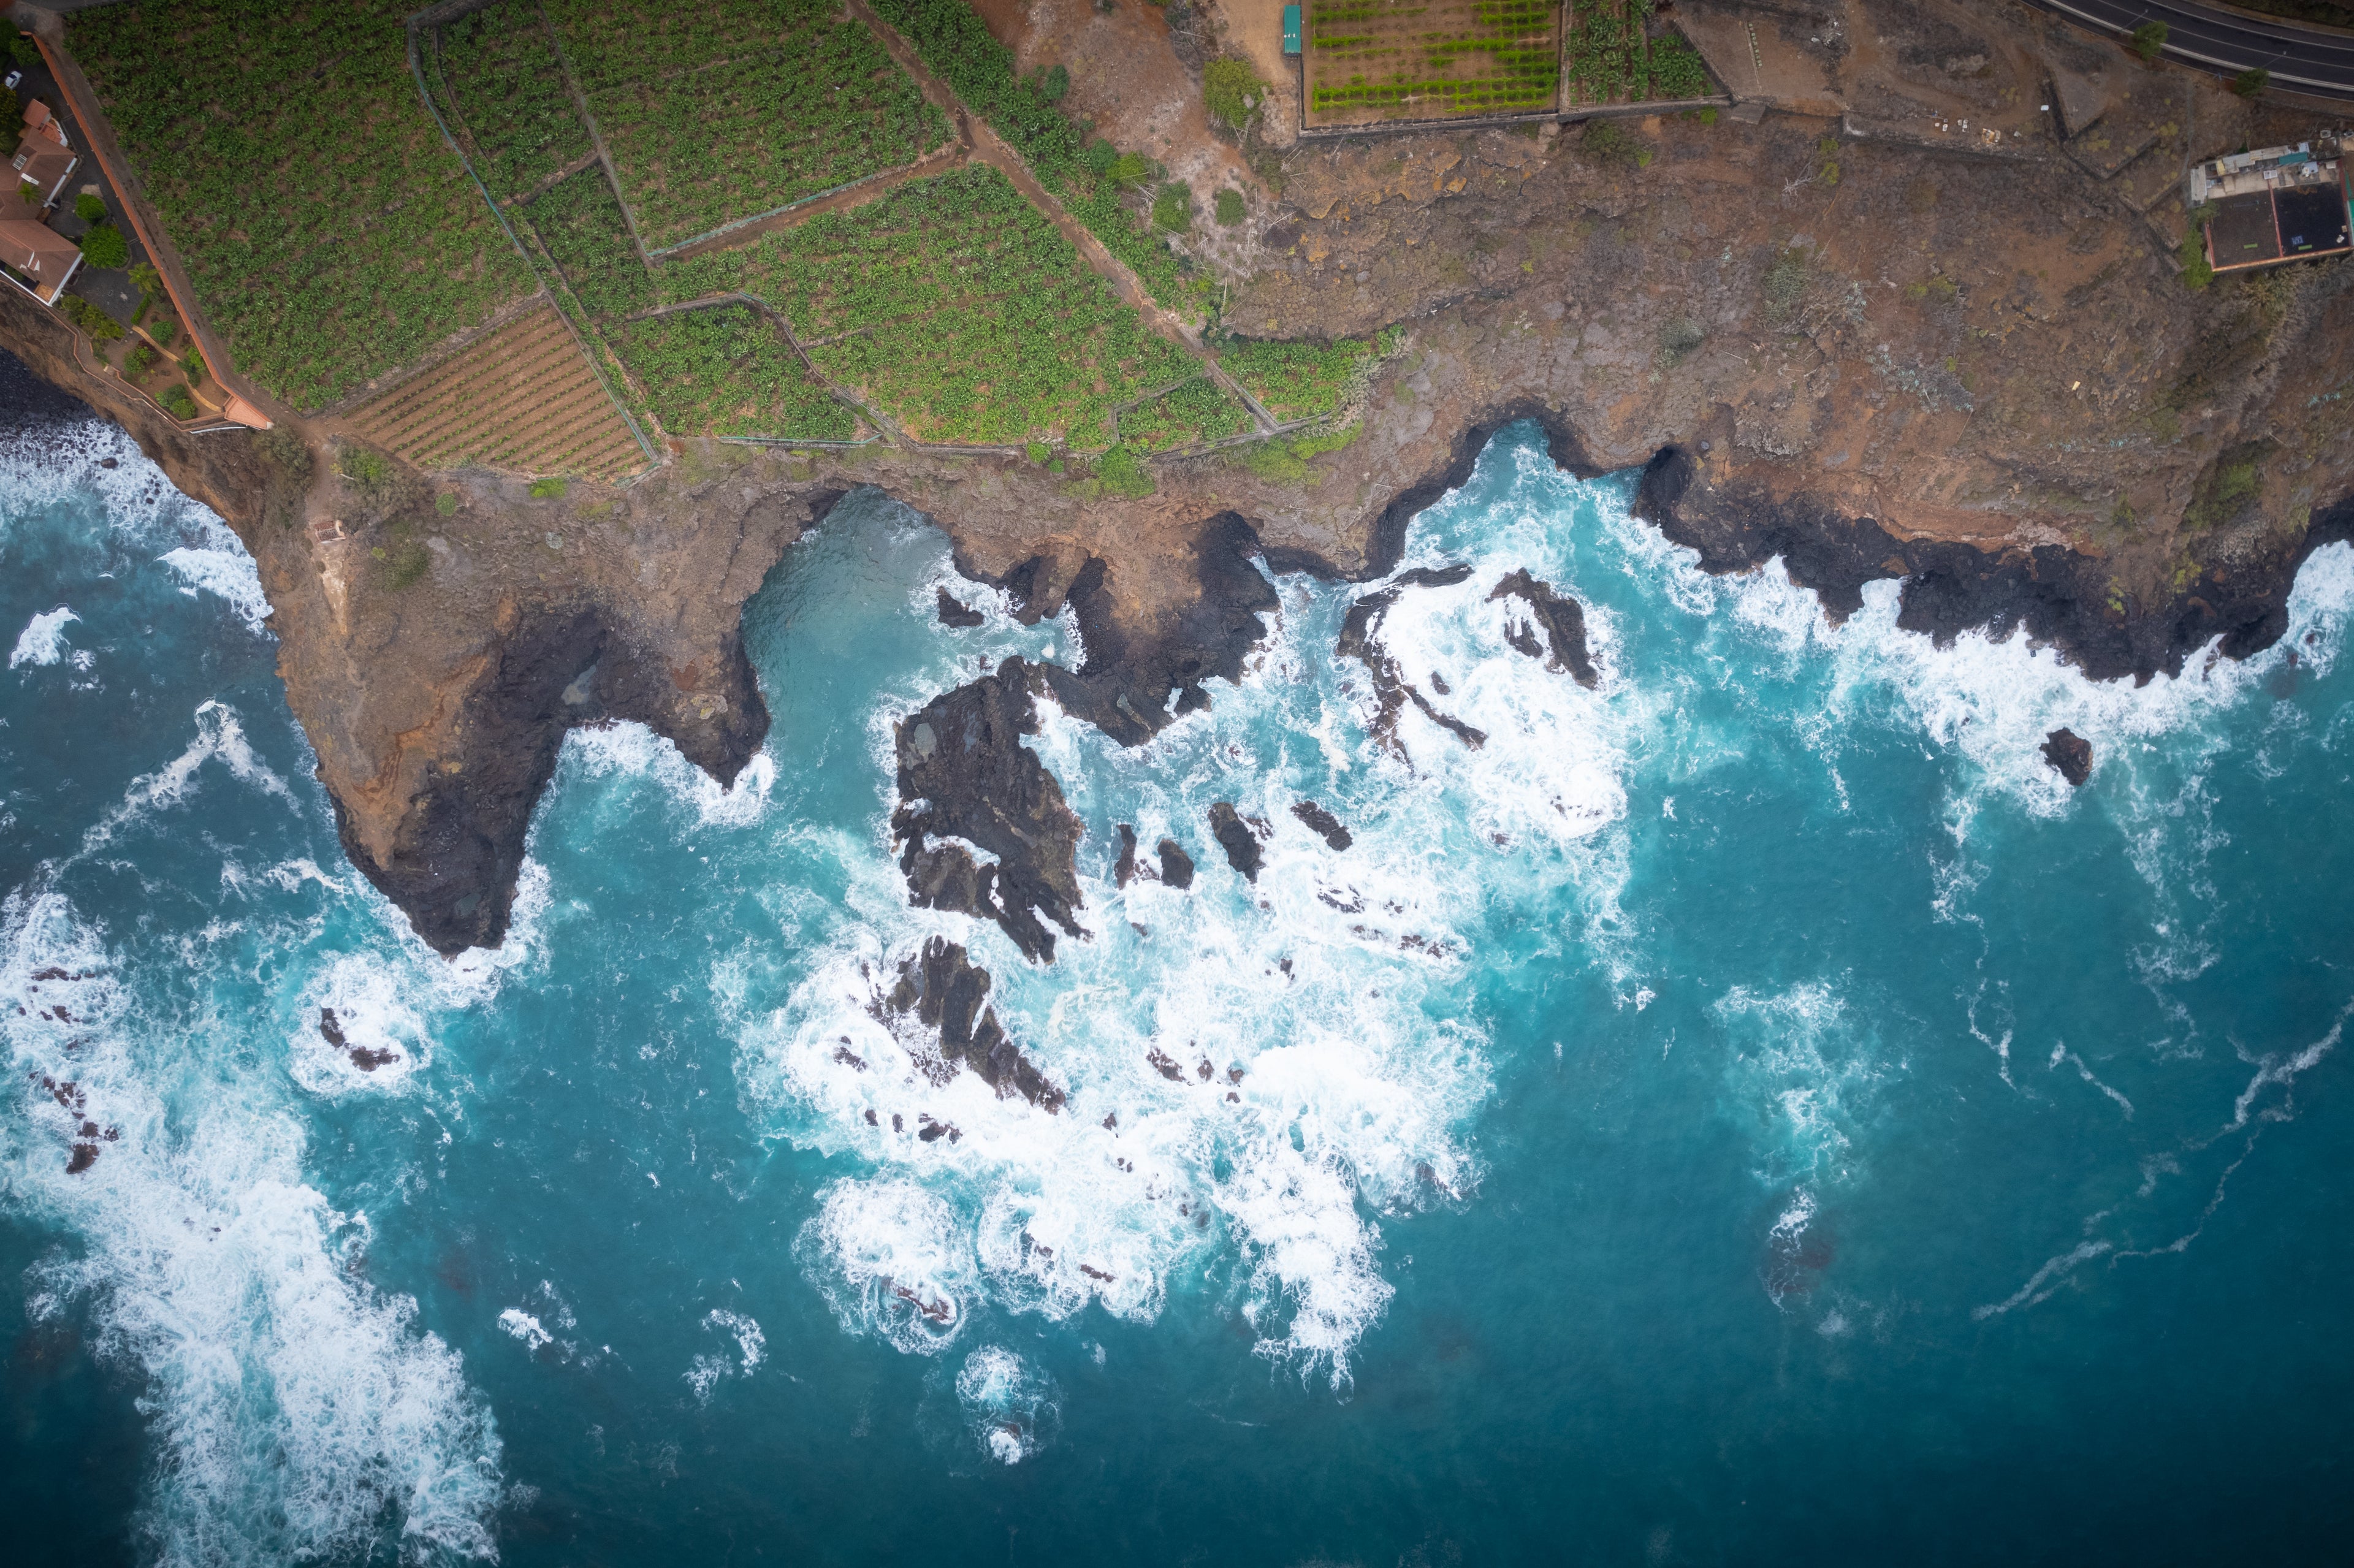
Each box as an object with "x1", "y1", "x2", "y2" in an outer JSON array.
[
  {"x1": 1220, "y1": 333, "x2": 1393, "y2": 422},
  {"x1": 1119, "y1": 378, "x2": 1254, "y2": 452},
  {"x1": 69, "y1": 0, "x2": 537, "y2": 411},
  {"x1": 1561, "y1": 0, "x2": 1714, "y2": 107},
  {"x1": 612, "y1": 305, "x2": 856, "y2": 442},
  {"x1": 542, "y1": 0, "x2": 951, "y2": 252},
  {"x1": 435, "y1": 0, "x2": 595, "y2": 205},
  {"x1": 658, "y1": 167, "x2": 1194, "y2": 447},
  {"x1": 1303, "y1": 0, "x2": 1562, "y2": 129},
  {"x1": 346, "y1": 305, "x2": 647, "y2": 481}
]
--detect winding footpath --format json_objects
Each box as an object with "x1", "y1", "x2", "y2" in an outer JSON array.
[{"x1": 2027, "y1": 0, "x2": 2354, "y2": 99}]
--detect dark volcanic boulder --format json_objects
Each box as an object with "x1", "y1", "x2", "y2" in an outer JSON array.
[
  {"x1": 891, "y1": 658, "x2": 1086, "y2": 962},
  {"x1": 882, "y1": 937, "x2": 1065, "y2": 1111},
  {"x1": 1002, "y1": 514, "x2": 1281, "y2": 746},
  {"x1": 1208, "y1": 802, "x2": 1265, "y2": 882},
  {"x1": 1157, "y1": 837, "x2": 1195, "y2": 889},
  {"x1": 1114, "y1": 823, "x2": 1140, "y2": 887},
  {"x1": 2041, "y1": 727, "x2": 2093, "y2": 787},
  {"x1": 1488, "y1": 569, "x2": 1598, "y2": 687},
  {"x1": 1291, "y1": 799, "x2": 1352, "y2": 851},
  {"x1": 1337, "y1": 565, "x2": 1487, "y2": 756},
  {"x1": 935, "y1": 588, "x2": 986, "y2": 628}
]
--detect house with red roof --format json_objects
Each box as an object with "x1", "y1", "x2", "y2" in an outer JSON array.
[
  {"x1": 0, "y1": 216, "x2": 83, "y2": 303},
  {"x1": 13, "y1": 97, "x2": 78, "y2": 207}
]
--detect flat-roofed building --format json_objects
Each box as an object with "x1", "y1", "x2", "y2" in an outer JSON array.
[
  {"x1": 2190, "y1": 140, "x2": 2353, "y2": 275},
  {"x1": 0, "y1": 216, "x2": 83, "y2": 303}
]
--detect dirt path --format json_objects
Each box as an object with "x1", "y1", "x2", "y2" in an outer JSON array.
[{"x1": 844, "y1": 0, "x2": 1276, "y2": 436}]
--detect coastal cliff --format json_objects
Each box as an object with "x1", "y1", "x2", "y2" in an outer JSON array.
[{"x1": 6, "y1": 90, "x2": 2352, "y2": 953}]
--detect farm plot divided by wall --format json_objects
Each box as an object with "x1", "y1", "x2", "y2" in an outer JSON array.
[
  {"x1": 1562, "y1": 0, "x2": 1713, "y2": 108},
  {"x1": 345, "y1": 304, "x2": 646, "y2": 481},
  {"x1": 69, "y1": 0, "x2": 538, "y2": 412},
  {"x1": 1303, "y1": 0, "x2": 1562, "y2": 130},
  {"x1": 1119, "y1": 378, "x2": 1253, "y2": 452},
  {"x1": 611, "y1": 306, "x2": 854, "y2": 443},
  {"x1": 436, "y1": 0, "x2": 595, "y2": 205},
  {"x1": 657, "y1": 166, "x2": 1195, "y2": 448},
  {"x1": 541, "y1": 0, "x2": 951, "y2": 253}
]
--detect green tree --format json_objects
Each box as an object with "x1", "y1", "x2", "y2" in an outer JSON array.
[
  {"x1": 1214, "y1": 188, "x2": 1245, "y2": 226},
  {"x1": 158, "y1": 384, "x2": 199, "y2": 420},
  {"x1": 2129, "y1": 21, "x2": 2168, "y2": 62},
  {"x1": 2232, "y1": 66, "x2": 2269, "y2": 97},
  {"x1": 4, "y1": 17, "x2": 40, "y2": 69},
  {"x1": 74, "y1": 191, "x2": 108, "y2": 224},
  {"x1": 129, "y1": 261, "x2": 162, "y2": 300},
  {"x1": 78, "y1": 223, "x2": 128, "y2": 270}
]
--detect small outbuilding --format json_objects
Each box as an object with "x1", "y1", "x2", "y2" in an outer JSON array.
[
  {"x1": 1283, "y1": 4, "x2": 1301, "y2": 55},
  {"x1": 12, "y1": 136, "x2": 77, "y2": 208}
]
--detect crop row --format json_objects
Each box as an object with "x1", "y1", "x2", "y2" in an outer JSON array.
[
  {"x1": 1218, "y1": 332, "x2": 1395, "y2": 422},
  {"x1": 349, "y1": 305, "x2": 642, "y2": 478},
  {"x1": 541, "y1": 0, "x2": 950, "y2": 251},
  {"x1": 1118, "y1": 377, "x2": 1253, "y2": 452},
  {"x1": 70, "y1": 0, "x2": 538, "y2": 411},
  {"x1": 859, "y1": 0, "x2": 1208, "y2": 318},
  {"x1": 439, "y1": 0, "x2": 593, "y2": 204},
  {"x1": 612, "y1": 305, "x2": 854, "y2": 441},
  {"x1": 653, "y1": 166, "x2": 1194, "y2": 446},
  {"x1": 1565, "y1": 0, "x2": 1711, "y2": 104}
]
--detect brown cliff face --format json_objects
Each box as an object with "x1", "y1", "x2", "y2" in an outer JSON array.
[{"x1": 7, "y1": 85, "x2": 2353, "y2": 954}]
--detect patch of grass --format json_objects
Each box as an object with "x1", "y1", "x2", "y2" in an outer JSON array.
[
  {"x1": 1094, "y1": 443, "x2": 1154, "y2": 498},
  {"x1": 528, "y1": 475, "x2": 569, "y2": 499},
  {"x1": 1580, "y1": 118, "x2": 1645, "y2": 170},
  {"x1": 436, "y1": 490, "x2": 461, "y2": 516},
  {"x1": 378, "y1": 522, "x2": 432, "y2": 588},
  {"x1": 341, "y1": 445, "x2": 396, "y2": 493},
  {"x1": 438, "y1": 0, "x2": 596, "y2": 205},
  {"x1": 1655, "y1": 316, "x2": 1705, "y2": 368},
  {"x1": 1762, "y1": 244, "x2": 1811, "y2": 329},
  {"x1": 70, "y1": 0, "x2": 536, "y2": 412},
  {"x1": 1236, "y1": 421, "x2": 1358, "y2": 484},
  {"x1": 59, "y1": 295, "x2": 124, "y2": 342},
  {"x1": 612, "y1": 303, "x2": 852, "y2": 440},
  {"x1": 2178, "y1": 226, "x2": 2214, "y2": 291},
  {"x1": 1214, "y1": 188, "x2": 1246, "y2": 227},
  {"x1": 2184, "y1": 444, "x2": 2264, "y2": 530},
  {"x1": 1151, "y1": 181, "x2": 1192, "y2": 233}
]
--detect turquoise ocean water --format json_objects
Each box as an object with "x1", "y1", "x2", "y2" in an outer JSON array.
[{"x1": 5, "y1": 408, "x2": 2353, "y2": 1565}]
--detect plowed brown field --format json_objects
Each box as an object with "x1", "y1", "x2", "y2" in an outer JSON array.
[{"x1": 346, "y1": 305, "x2": 647, "y2": 481}]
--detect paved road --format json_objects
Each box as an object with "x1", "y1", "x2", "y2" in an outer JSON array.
[{"x1": 2027, "y1": 0, "x2": 2354, "y2": 101}]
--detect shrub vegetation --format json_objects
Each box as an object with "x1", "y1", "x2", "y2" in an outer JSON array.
[
  {"x1": 1219, "y1": 330, "x2": 1395, "y2": 421},
  {"x1": 80, "y1": 223, "x2": 129, "y2": 269},
  {"x1": 69, "y1": 0, "x2": 537, "y2": 411},
  {"x1": 1203, "y1": 58, "x2": 1265, "y2": 129},
  {"x1": 525, "y1": 167, "x2": 658, "y2": 322},
  {"x1": 1119, "y1": 376, "x2": 1252, "y2": 451},
  {"x1": 74, "y1": 192, "x2": 109, "y2": 224}
]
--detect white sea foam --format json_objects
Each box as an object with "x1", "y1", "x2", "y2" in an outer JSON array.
[
  {"x1": 955, "y1": 1345, "x2": 1059, "y2": 1465},
  {"x1": 1716, "y1": 981, "x2": 1888, "y2": 1189},
  {"x1": 1, "y1": 889, "x2": 505, "y2": 1562},
  {"x1": 77, "y1": 699, "x2": 298, "y2": 858},
  {"x1": 159, "y1": 544, "x2": 272, "y2": 634},
  {"x1": 10, "y1": 604, "x2": 78, "y2": 668},
  {"x1": 565, "y1": 719, "x2": 781, "y2": 829}
]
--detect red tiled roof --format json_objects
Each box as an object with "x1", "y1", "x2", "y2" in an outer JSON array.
[
  {"x1": 13, "y1": 142, "x2": 75, "y2": 189},
  {"x1": 0, "y1": 219, "x2": 81, "y2": 276}
]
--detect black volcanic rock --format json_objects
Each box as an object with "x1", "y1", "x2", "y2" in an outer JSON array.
[
  {"x1": 1336, "y1": 565, "x2": 1487, "y2": 756},
  {"x1": 891, "y1": 658, "x2": 1086, "y2": 962},
  {"x1": 982, "y1": 514, "x2": 1281, "y2": 747},
  {"x1": 1291, "y1": 799, "x2": 1352, "y2": 851},
  {"x1": 1156, "y1": 837, "x2": 1194, "y2": 888},
  {"x1": 1488, "y1": 569, "x2": 1598, "y2": 687},
  {"x1": 1208, "y1": 802, "x2": 1264, "y2": 882},
  {"x1": 2041, "y1": 727, "x2": 2093, "y2": 787},
  {"x1": 935, "y1": 587, "x2": 985, "y2": 628},
  {"x1": 1114, "y1": 823, "x2": 1140, "y2": 886},
  {"x1": 882, "y1": 937, "x2": 1065, "y2": 1111}
]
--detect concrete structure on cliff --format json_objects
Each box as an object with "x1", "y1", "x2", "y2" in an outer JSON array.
[{"x1": 2190, "y1": 140, "x2": 2354, "y2": 274}]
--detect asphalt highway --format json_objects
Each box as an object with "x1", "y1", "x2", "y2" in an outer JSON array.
[{"x1": 2026, "y1": 0, "x2": 2354, "y2": 101}]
